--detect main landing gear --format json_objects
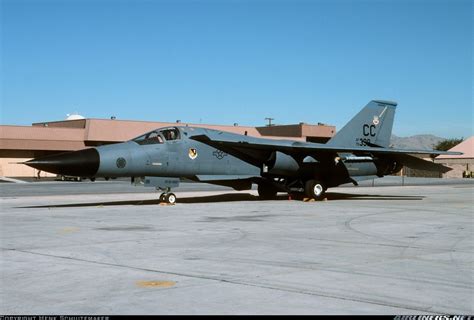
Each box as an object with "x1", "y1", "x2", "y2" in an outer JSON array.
[
  {"x1": 158, "y1": 187, "x2": 177, "y2": 204},
  {"x1": 305, "y1": 180, "x2": 326, "y2": 201},
  {"x1": 257, "y1": 178, "x2": 327, "y2": 201}
]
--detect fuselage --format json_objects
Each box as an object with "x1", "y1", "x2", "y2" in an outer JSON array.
[{"x1": 95, "y1": 126, "x2": 260, "y2": 178}]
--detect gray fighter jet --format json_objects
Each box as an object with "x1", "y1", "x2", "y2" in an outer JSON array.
[{"x1": 25, "y1": 100, "x2": 461, "y2": 203}]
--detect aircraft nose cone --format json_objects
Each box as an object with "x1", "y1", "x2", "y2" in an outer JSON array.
[{"x1": 25, "y1": 148, "x2": 100, "y2": 177}]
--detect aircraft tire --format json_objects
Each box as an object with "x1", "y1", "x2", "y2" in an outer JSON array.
[
  {"x1": 159, "y1": 193, "x2": 166, "y2": 202},
  {"x1": 305, "y1": 180, "x2": 326, "y2": 200},
  {"x1": 257, "y1": 184, "x2": 278, "y2": 200},
  {"x1": 165, "y1": 193, "x2": 177, "y2": 204}
]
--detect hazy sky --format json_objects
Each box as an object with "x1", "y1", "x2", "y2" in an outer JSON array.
[{"x1": 1, "y1": 0, "x2": 472, "y2": 138}]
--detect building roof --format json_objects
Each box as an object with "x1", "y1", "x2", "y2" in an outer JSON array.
[{"x1": 436, "y1": 136, "x2": 474, "y2": 159}]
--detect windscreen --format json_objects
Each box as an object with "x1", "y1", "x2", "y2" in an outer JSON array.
[
  {"x1": 132, "y1": 130, "x2": 164, "y2": 145},
  {"x1": 132, "y1": 127, "x2": 180, "y2": 145}
]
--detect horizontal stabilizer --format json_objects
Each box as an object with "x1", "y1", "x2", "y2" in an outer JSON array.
[{"x1": 394, "y1": 154, "x2": 452, "y2": 173}]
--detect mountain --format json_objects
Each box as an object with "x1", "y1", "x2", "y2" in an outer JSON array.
[{"x1": 390, "y1": 134, "x2": 446, "y2": 150}]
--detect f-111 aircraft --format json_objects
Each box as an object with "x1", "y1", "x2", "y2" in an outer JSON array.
[{"x1": 25, "y1": 100, "x2": 461, "y2": 203}]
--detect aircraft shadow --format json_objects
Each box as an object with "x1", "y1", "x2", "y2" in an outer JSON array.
[
  {"x1": 326, "y1": 192, "x2": 424, "y2": 201},
  {"x1": 17, "y1": 192, "x2": 424, "y2": 209}
]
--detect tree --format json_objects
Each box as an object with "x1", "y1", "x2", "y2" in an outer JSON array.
[{"x1": 433, "y1": 138, "x2": 464, "y2": 151}]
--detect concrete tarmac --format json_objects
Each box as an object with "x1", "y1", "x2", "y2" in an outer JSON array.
[{"x1": 1, "y1": 180, "x2": 473, "y2": 314}]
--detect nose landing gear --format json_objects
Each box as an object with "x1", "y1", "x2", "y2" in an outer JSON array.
[{"x1": 158, "y1": 187, "x2": 177, "y2": 204}]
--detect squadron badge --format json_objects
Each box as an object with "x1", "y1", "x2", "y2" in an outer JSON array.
[
  {"x1": 188, "y1": 148, "x2": 198, "y2": 160},
  {"x1": 372, "y1": 115, "x2": 380, "y2": 126}
]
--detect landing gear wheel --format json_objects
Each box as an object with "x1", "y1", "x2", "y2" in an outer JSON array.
[
  {"x1": 258, "y1": 184, "x2": 278, "y2": 200},
  {"x1": 159, "y1": 193, "x2": 166, "y2": 202},
  {"x1": 305, "y1": 180, "x2": 326, "y2": 201},
  {"x1": 165, "y1": 193, "x2": 177, "y2": 204}
]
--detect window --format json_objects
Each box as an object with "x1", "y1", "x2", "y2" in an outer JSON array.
[
  {"x1": 132, "y1": 127, "x2": 180, "y2": 145},
  {"x1": 160, "y1": 128, "x2": 180, "y2": 141},
  {"x1": 132, "y1": 130, "x2": 164, "y2": 145}
]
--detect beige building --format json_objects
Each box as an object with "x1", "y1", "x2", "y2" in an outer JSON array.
[
  {"x1": 0, "y1": 118, "x2": 335, "y2": 178},
  {"x1": 1, "y1": 117, "x2": 470, "y2": 179},
  {"x1": 435, "y1": 136, "x2": 474, "y2": 178}
]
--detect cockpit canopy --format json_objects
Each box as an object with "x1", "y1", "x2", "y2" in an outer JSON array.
[{"x1": 132, "y1": 127, "x2": 181, "y2": 145}]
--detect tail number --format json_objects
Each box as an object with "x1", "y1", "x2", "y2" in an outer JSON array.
[
  {"x1": 356, "y1": 137, "x2": 371, "y2": 146},
  {"x1": 363, "y1": 124, "x2": 376, "y2": 137}
]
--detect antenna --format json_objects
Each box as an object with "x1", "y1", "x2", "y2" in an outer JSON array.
[{"x1": 265, "y1": 117, "x2": 274, "y2": 127}]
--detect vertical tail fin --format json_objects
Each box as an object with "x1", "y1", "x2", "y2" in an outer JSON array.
[{"x1": 327, "y1": 100, "x2": 397, "y2": 148}]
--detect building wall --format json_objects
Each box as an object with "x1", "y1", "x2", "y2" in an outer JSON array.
[
  {"x1": 0, "y1": 158, "x2": 55, "y2": 178},
  {"x1": 33, "y1": 119, "x2": 86, "y2": 129},
  {"x1": 256, "y1": 123, "x2": 335, "y2": 141},
  {"x1": 402, "y1": 167, "x2": 441, "y2": 178},
  {"x1": 301, "y1": 124, "x2": 336, "y2": 140},
  {"x1": 443, "y1": 164, "x2": 470, "y2": 178},
  {"x1": 0, "y1": 125, "x2": 86, "y2": 152},
  {"x1": 397, "y1": 157, "x2": 474, "y2": 179},
  {"x1": 435, "y1": 158, "x2": 474, "y2": 179},
  {"x1": 256, "y1": 124, "x2": 302, "y2": 137}
]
